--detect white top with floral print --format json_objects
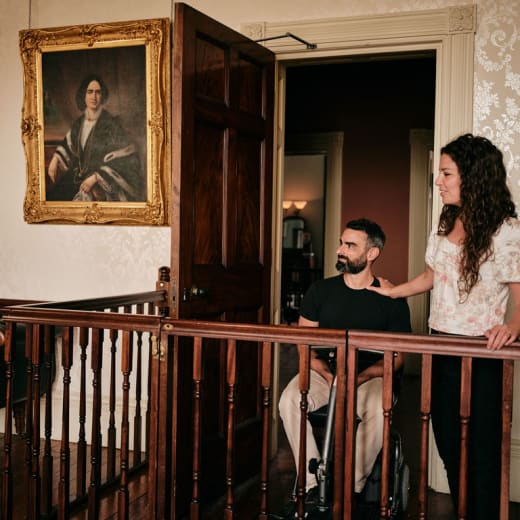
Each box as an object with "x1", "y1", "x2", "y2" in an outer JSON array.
[{"x1": 425, "y1": 218, "x2": 520, "y2": 336}]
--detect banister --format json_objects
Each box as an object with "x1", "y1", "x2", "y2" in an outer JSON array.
[
  {"x1": 4, "y1": 290, "x2": 167, "y2": 311},
  {"x1": 1, "y1": 308, "x2": 162, "y2": 332},
  {"x1": 2, "y1": 300, "x2": 520, "y2": 519},
  {"x1": 0, "y1": 290, "x2": 167, "y2": 332},
  {"x1": 347, "y1": 330, "x2": 520, "y2": 360}
]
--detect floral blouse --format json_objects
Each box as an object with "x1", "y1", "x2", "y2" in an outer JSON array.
[{"x1": 426, "y1": 218, "x2": 520, "y2": 336}]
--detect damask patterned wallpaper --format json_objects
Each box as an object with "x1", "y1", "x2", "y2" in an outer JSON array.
[
  {"x1": 0, "y1": 0, "x2": 518, "y2": 302},
  {"x1": 475, "y1": 0, "x2": 520, "y2": 203},
  {"x1": 275, "y1": 0, "x2": 520, "y2": 203}
]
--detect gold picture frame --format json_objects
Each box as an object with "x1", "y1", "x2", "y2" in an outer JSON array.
[{"x1": 20, "y1": 18, "x2": 171, "y2": 225}]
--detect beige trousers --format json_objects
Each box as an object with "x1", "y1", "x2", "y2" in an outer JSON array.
[{"x1": 278, "y1": 370, "x2": 384, "y2": 493}]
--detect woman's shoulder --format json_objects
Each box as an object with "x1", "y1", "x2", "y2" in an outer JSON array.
[
  {"x1": 496, "y1": 217, "x2": 520, "y2": 240},
  {"x1": 426, "y1": 228, "x2": 446, "y2": 252}
]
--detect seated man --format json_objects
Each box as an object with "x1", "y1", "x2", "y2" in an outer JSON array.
[{"x1": 277, "y1": 218, "x2": 411, "y2": 514}]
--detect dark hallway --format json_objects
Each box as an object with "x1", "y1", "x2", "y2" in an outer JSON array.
[{"x1": 284, "y1": 54, "x2": 436, "y2": 286}]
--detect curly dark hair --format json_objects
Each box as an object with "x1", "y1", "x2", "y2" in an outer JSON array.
[
  {"x1": 75, "y1": 74, "x2": 109, "y2": 111},
  {"x1": 438, "y1": 133, "x2": 517, "y2": 298}
]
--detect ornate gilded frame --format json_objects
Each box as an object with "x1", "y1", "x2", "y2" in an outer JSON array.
[{"x1": 20, "y1": 18, "x2": 170, "y2": 225}]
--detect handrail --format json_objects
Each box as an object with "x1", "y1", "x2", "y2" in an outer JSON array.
[
  {"x1": 0, "y1": 299, "x2": 43, "y2": 310},
  {"x1": 0, "y1": 290, "x2": 167, "y2": 331},
  {"x1": 1, "y1": 307, "x2": 162, "y2": 331},
  {"x1": 2, "y1": 303, "x2": 520, "y2": 519},
  {"x1": 161, "y1": 319, "x2": 520, "y2": 358},
  {"x1": 2, "y1": 290, "x2": 167, "y2": 312},
  {"x1": 347, "y1": 329, "x2": 520, "y2": 359},
  {"x1": 162, "y1": 318, "x2": 347, "y2": 344},
  {"x1": 159, "y1": 319, "x2": 520, "y2": 520}
]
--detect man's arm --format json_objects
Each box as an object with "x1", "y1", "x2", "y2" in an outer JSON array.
[
  {"x1": 356, "y1": 352, "x2": 405, "y2": 386},
  {"x1": 357, "y1": 294, "x2": 410, "y2": 385},
  {"x1": 298, "y1": 315, "x2": 334, "y2": 386}
]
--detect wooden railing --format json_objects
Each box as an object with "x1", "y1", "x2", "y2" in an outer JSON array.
[
  {"x1": 1, "y1": 294, "x2": 520, "y2": 519},
  {"x1": 155, "y1": 320, "x2": 520, "y2": 520},
  {"x1": 345, "y1": 331, "x2": 520, "y2": 520},
  {"x1": 0, "y1": 290, "x2": 166, "y2": 519}
]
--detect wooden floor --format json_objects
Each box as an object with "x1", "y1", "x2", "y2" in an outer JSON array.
[
  {"x1": 3, "y1": 346, "x2": 520, "y2": 518},
  {"x1": 0, "y1": 431, "x2": 149, "y2": 520}
]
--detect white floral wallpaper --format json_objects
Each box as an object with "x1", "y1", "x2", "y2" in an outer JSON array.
[
  {"x1": 475, "y1": 0, "x2": 520, "y2": 202},
  {"x1": 0, "y1": 0, "x2": 518, "y2": 298}
]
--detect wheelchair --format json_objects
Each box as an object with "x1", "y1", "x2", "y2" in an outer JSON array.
[
  {"x1": 305, "y1": 350, "x2": 410, "y2": 519},
  {"x1": 306, "y1": 385, "x2": 410, "y2": 519}
]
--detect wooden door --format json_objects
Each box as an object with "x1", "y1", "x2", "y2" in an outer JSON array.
[{"x1": 168, "y1": 3, "x2": 275, "y2": 515}]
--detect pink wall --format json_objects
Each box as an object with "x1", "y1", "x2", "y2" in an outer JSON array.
[{"x1": 285, "y1": 57, "x2": 435, "y2": 284}]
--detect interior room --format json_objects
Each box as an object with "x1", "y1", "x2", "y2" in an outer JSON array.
[
  {"x1": 1, "y1": 1, "x2": 520, "y2": 518},
  {"x1": 281, "y1": 56, "x2": 436, "y2": 324}
]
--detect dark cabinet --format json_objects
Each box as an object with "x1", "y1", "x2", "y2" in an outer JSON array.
[{"x1": 281, "y1": 248, "x2": 322, "y2": 324}]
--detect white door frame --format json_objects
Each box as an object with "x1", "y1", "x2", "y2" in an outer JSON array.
[
  {"x1": 244, "y1": 5, "x2": 476, "y2": 492},
  {"x1": 243, "y1": 5, "x2": 476, "y2": 304}
]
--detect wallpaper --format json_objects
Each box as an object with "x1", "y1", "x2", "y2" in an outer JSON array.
[
  {"x1": 475, "y1": 0, "x2": 520, "y2": 202},
  {"x1": 298, "y1": 0, "x2": 520, "y2": 204},
  {"x1": 1, "y1": 0, "x2": 519, "y2": 299}
]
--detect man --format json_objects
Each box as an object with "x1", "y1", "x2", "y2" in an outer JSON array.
[{"x1": 277, "y1": 218, "x2": 411, "y2": 515}]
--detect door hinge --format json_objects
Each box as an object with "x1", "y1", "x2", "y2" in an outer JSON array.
[{"x1": 151, "y1": 335, "x2": 166, "y2": 361}]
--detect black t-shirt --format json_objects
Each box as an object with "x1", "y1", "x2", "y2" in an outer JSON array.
[{"x1": 300, "y1": 275, "x2": 411, "y2": 372}]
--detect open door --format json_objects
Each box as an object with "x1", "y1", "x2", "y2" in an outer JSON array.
[
  {"x1": 167, "y1": 3, "x2": 275, "y2": 515},
  {"x1": 171, "y1": 2, "x2": 274, "y2": 324}
]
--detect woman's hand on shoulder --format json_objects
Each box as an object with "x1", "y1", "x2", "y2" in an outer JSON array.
[
  {"x1": 377, "y1": 277, "x2": 395, "y2": 289},
  {"x1": 367, "y1": 277, "x2": 395, "y2": 297}
]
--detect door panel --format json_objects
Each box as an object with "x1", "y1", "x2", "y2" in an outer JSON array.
[{"x1": 170, "y1": 3, "x2": 274, "y2": 515}]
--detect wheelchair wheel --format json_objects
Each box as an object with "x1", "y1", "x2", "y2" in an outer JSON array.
[
  {"x1": 399, "y1": 463, "x2": 410, "y2": 513},
  {"x1": 388, "y1": 462, "x2": 410, "y2": 519}
]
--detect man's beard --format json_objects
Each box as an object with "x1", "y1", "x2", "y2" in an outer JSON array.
[{"x1": 335, "y1": 254, "x2": 367, "y2": 275}]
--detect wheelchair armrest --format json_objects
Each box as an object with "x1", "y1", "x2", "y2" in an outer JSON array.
[{"x1": 308, "y1": 404, "x2": 329, "y2": 428}]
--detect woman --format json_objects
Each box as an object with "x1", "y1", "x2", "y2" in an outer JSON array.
[
  {"x1": 47, "y1": 74, "x2": 143, "y2": 202},
  {"x1": 371, "y1": 133, "x2": 520, "y2": 519}
]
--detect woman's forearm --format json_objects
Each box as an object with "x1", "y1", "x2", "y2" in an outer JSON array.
[
  {"x1": 389, "y1": 268, "x2": 434, "y2": 298},
  {"x1": 370, "y1": 267, "x2": 434, "y2": 299}
]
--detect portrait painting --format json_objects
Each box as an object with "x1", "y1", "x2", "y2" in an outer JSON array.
[{"x1": 20, "y1": 18, "x2": 171, "y2": 225}]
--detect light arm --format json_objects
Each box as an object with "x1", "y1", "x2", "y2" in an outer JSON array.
[
  {"x1": 368, "y1": 267, "x2": 434, "y2": 299},
  {"x1": 485, "y1": 283, "x2": 520, "y2": 350}
]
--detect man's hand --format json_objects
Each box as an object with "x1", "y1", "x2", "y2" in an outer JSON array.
[
  {"x1": 356, "y1": 352, "x2": 405, "y2": 386},
  {"x1": 310, "y1": 353, "x2": 334, "y2": 386},
  {"x1": 298, "y1": 316, "x2": 334, "y2": 384}
]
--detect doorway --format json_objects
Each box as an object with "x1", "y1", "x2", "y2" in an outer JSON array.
[
  {"x1": 244, "y1": 5, "x2": 475, "y2": 494},
  {"x1": 281, "y1": 55, "x2": 436, "y2": 332}
]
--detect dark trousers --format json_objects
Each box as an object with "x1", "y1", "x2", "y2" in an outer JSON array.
[{"x1": 430, "y1": 353, "x2": 503, "y2": 520}]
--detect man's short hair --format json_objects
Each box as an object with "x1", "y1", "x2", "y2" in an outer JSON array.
[{"x1": 345, "y1": 218, "x2": 386, "y2": 251}]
